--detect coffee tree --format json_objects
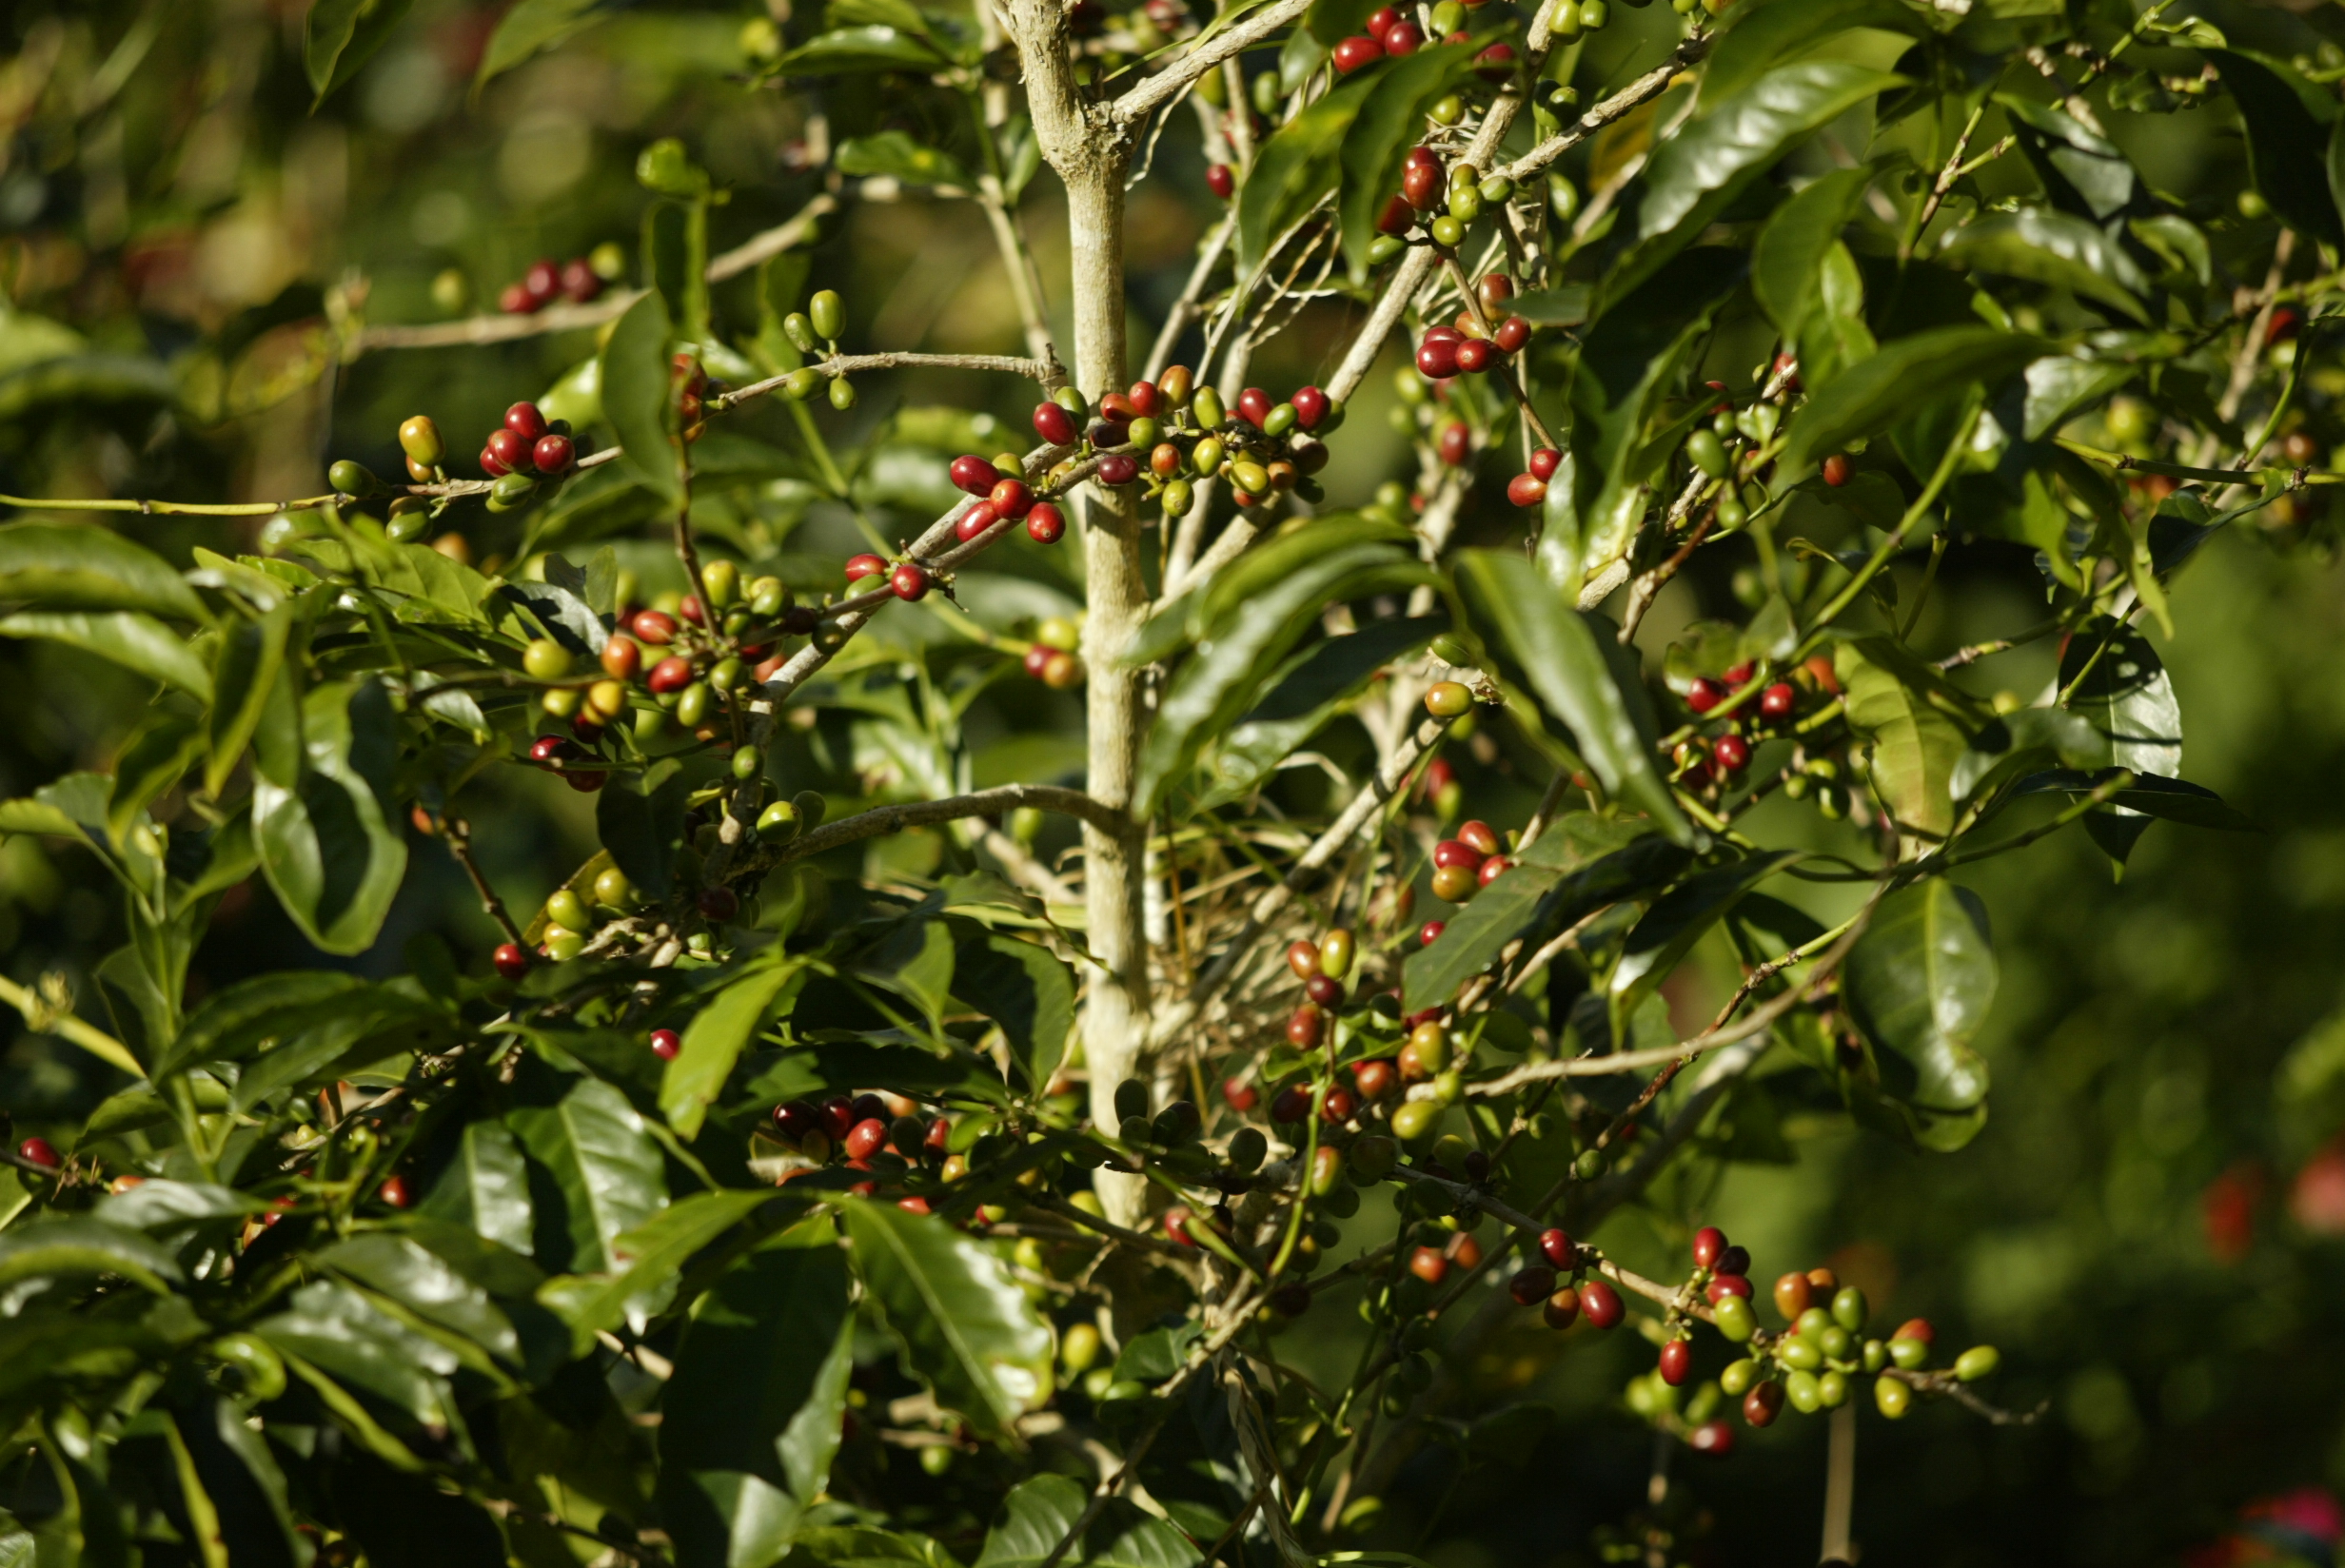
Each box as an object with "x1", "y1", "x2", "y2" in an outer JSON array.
[{"x1": 0, "y1": 0, "x2": 2323, "y2": 1560}]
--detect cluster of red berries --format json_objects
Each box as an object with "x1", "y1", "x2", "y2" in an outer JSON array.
[
  {"x1": 1505, "y1": 1226, "x2": 1626, "y2": 1332},
  {"x1": 498, "y1": 255, "x2": 606, "y2": 316},
  {"x1": 1669, "y1": 657, "x2": 1833, "y2": 786},
  {"x1": 771, "y1": 1090, "x2": 955, "y2": 1212},
  {"x1": 1413, "y1": 273, "x2": 1533, "y2": 380},
  {"x1": 477, "y1": 401, "x2": 578, "y2": 481},
  {"x1": 1333, "y1": 12, "x2": 1515, "y2": 79}
]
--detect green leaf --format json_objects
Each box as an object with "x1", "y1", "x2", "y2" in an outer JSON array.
[
  {"x1": 509, "y1": 1075, "x2": 669, "y2": 1275},
  {"x1": 1453, "y1": 550, "x2": 1694, "y2": 846},
  {"x1": 841, "y1": 1196, "x2": 1053, "y2": 1440},
  {"x1": 419, "y1": 1120, "x2": 538, "y2": 1254},
  {"x1": 1939, "y1": 208, "x2": 2148, "y2": 322},
  {"x1": 1129, "y1": 515, "x2": 1417, "y2": 666},
  {"x1": 154, "y1": 970, "x2": 366, "y2": 1078},
  {"x1": 1336, "y1": 44, "x2": 1476, "y2": 278},
  {"x1": 2010, "y1": 769, "x2": 2252, "y2": 831},
  {"x1": 603, "y1": 291, "x2": 685, "y2": 508},
  {"x1": 2059, "y1": 617, "x2": 2181, "y2": 868},
  {"x1": 0, "y1": 522, "x2": 207, "y2": 620},
  {"x1": 0, "y1": 610, "x2": 212, "y2": 697},
  {"x1": 257, "y1": 1281, "x2": 463, "y2": 1438},
  {"x1": 950, "y1": 932, "x2": 1074, "y2": 1090},
  {"x1": 1951, "y1": 706, "x2": 2108, "y2": 802},
  {"x1": 1236, "y1": 68, "x2": 1378, "y2": 277},
  {"x1": 475, "y1": 0, "x2": 624, "y2": 89},
  {"x1": 1778, "y1": 326, "x2": 2048, "y2": 475},
  {"x1": 1752, "y1": 167, "x2": 1874, "y2": 340},
  {"x1": 229, "y1": 986, "x2": 448, "y2": 1110},
  {"x1": 305, "y1": 0, "x2": 415, "y2": 107},
  {"x1": 206, "y1": 602, "x2": 291, "y2": 796},
  {"x1": 250, "y1": 679, "x2": 409, "y2": 955},
  {"x1": 660, "y1": 1225, "x2": 856, "y2": 1568},
  {"x1": 108, "y1": 711, "x2": 204, "y2": 844},
  {"x1": 1997, "y1": 95, "x2": 2138, "y2": 221},
  {"x1": 598, "y1": 762, "x2": 693, "y2": 900},
  {"x1": 2020, "y1": 354, "x2": 2136, "y2": 441},
  {"x1": 1307, "y1": 0, "x2": 1378, "y2": 45},
  {"x1": 95, "y1": 1179, "x2": 265, "y2": 1233},
  {"x1": 540, "y1": 1189, "x2": 775, "y2": 1351},
  {"x1": 0, "y1": 353, "x2": 176, "y2": 423},
  {"x1": 1696, "y1": 0, "x2": 1919, "y2": 112},
  {"x1": 838, "y1": 131, "x2": 971, "y2": 189},
  {"x1": 2211, "y1": 51, "x2": 2345, "y2": 249},
  {"x1": 850, "y1": 918, "x2": 959, "y2": 1030},
  {"x1": 1197, "y1": 614, "x2": 1448, "y2": 809},
  {"x1": 664, "y1": 962, "x2": 805, "y2": 1139},
  {"x1": 976, "y1": 1476, "x2": 1202, "y2": 1568},
  {"x1": 773, "y1": 26, "x2": 947, "y2": 74},
  {"x1": 1842, "y1": 880, "x2": 1995, "y2": 1152},
  {"x1": 1405, "y1": 833, "x2": 1689, "y2": 1009},
  {"x1": 0, "y1": 1215, "x2": 184, "y2": 1294},
  {"x1": 1619, "y1": 62, "x2": 1904, "y2": 297},
  {"x1": 1837, "y1": 638, "x2": 1977, "y2": 840},
  {"x1": 1135, "y1": 541, "x2": 1430, "y2": 817},
  {"x1": 319, "y1": 1233, "x2": 521, "y2": 1365},
  {"x1": 1609, "y1": 851, "x2": 1801, "y2": 1019}
]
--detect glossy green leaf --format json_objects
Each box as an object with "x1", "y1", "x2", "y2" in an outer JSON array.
[
  {"x1": 95, "y1": 1180, "x2": 266, "y2": 1233},
  {"x1": 0, "y1": 610, "x2": 212, "y2": 697},
  {"x1": 838, "y1": 131, "x2": 971, "y2": 189},
  {"x1": 1697, "y1": 0, "x2": 1918, "y2": 112},
  {"x1": 1405, "y1": 832, "x2": 1688, "y2": 1009},
  {"x1": 509, "y1": 1075, "x2": 669, "y2": 1275},
  {"x1": 1997, "y1": 94, "x2": 2138, "y2": 221},
  {"x1": 1940, "y1": 208, "x2": 2148, "y2": 322},
  {"x1": 153, "y1": 970, "x2": 366, "y2": 1077},
  {"x1": 206, "y1": 602, "x2": 290, "y2": 796},
  {"x1": 774, "y1": 26, "x2": 947, "y2": 74},
  {"x1": 664, "y1": 962, "x2": 805, "y2": 1138},
  {"x1": 2059, "y1": 617, "x2": 2182, "y2": 868},
  {"x1": 2211, "y1": 51, "x2": 2344, "y2": 249},
  {"x1": 305, "y1": 0, "x2": 414, "y2": 107},
  {"x1": 660, "y1": 1225, "x2": 856, "y2": 1568},
  {"x1": 1753, "y1": 167, "x2": 1874, "y2": 339},
  {"x1": 0, "y1": 352, "x2": 175, "y2": 423},
  {"x1": 0, "y1": 522, "x2": 207, "y2": 620},
  {"x1": 1198, "y1": 614, "x2": 1447, "y2": 809},
  {"x1": 250, "y1": 679, "x2": 408, "y2": 956},
  {"x1": 1837, "y1": 638, "x2": 1977, "y2": 840},
  {"x1": 229, "y1": 986, "x2": 448, "y2": 1110},
  {"x1": 1337, "y1": 45, "x2": 1476, "y2": 277},
  {"x1": 418, "y1": 1120, "x2": 537, "y2": 1253},
  {"x1": 1454, "y1": 550, "x2": 1694, "y2": 846},
  {"x1": 108, "y1": 710, "x2": 203, "y2": 843},
  {"x1": 320, "y1": 1233, "x2": 521, "y2": 1365},
  {"x1": 541, "y1": 1189, "x2": 775, "y2": 1350},
  {"x1": 2010, "y1": 769, "x2": 2252, "y2": 831},
  {"x1": 1131, "y1": 515, "x2": 1416, "y2": 666},
  {"x1": 1307, "y1": 0, "x2": 1378, "y2": 45},
  {"x1": 2020, "y1": 354, "x2": 2136, "y2": 441},
  {"x1": 0, "y1": 1215, "x2": 184, "y2": 1294},
  {"x1": 1237, "y1": 68, "x2": 1377, "y2": 277},
  {"x1": 842, "y1": 1196, "x2": 1053, "y2": 1440},
  {"x1": 1609, "y1": 851, "x2": 1801, "y2": 1019},
  {"x1": 975, "y1": 1475, "x2": 1201, "y2": 1568},
  {"x1": 603, "y1": 290, "x2": 685, "y2": 507},
  {"x1": 1779, "y1": 327, "x2": 2047, "y2": 475},
  {"x1": 1842, "y1": 880, "x2": 1995, "y2": 1151},
  {"x1": 951, "y1": 932, "x2": 1074, "y2": 1090},
  {"x1": 1951, "y1": 706, "x2": 2109, "y2": 802}
]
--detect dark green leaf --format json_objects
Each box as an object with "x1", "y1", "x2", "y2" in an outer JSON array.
[
  {"x1": 1197, "y1": 614, "x2": 1447, "y2": 809},
  {"x1": 975, "y1": 1476, "x2": 1201, "y2": 1568},
  {"x1": 950, "y1": 932, "x2": 1074, "y2": 1090},
  {"x1": 1997, "y1": 94, "x2": 2138, "y2": 221},
  {"x1": 1951, "y1": 706, "x2": 2108, "y2": 802},
  {"x1": 1453, "y1": 550, "x2": 1694, "y2": 846},
  {"x1": 154, "y1": 970, "x2": 366, "y2": 1078},
  {"x1": 475, "y1": 0, "x2": 624, "y2": 89},
  {"x1": 1779, "y1": 327, "x2": 2048, "y2": 474},
  {"x1": 1752, "y1": 166, "x2": 1873, "y2": 339},
  {"x1": 1843, "y1": 880, "x2": 1995, "y2": 1151},
  {"x1": 2010, "y1": 769, "x2": 2253, "y2": 831},
  {"x1": 602, "y1": 291, "x2": 684, "y2": 507},
  {"x1": 1697, "y1": 0, "x2": 1918, "y2": 112},
  {"x1": 774, "y1": 26, "x2": 947, "y2": 74},
  {"x1": 540, "y1": 1189, "x2": 775, "y2": 1349},
  {"x1": 2059, "y1": 617, "x2": 2180, "y2": 868},
  {"x1": 838, "y1": 131, "x2": 971, "y2": 189},
  {"x1": 1405, "y1": 833, "x2": 1690, "y2": 1009},
  {"x1": 1307, "y1": 0, "x2": 1378, "y2": 45},
  {"x1": 305, "y1": 0, "x2": 415, "y2": 107},
  {"x1": 597, "y1": 762, "x2": 692, "y2": 900},
  {"x1": 0, "y1": 353, "x2": 176, "y2": 423},
  {"x1": 0, "y1": 522, "x2": 207, "y2": 620},
  {"x1": 509, "y1": 1076, "x2": 669, "y2": 1275},
  {"x1": 0, "y1": 1215, "x2": 184, "y2": 1294},
  {"x1": 418, "y1": 1120, "x2": 537, "y2": 1254},
  {"x1": 841, "y1": 1196, "x2": 1053, "y2": 1440},
  {"x1": 1837, "y1": 638, "x2": 1978, "y2": 840},
  {"x1": 2211, "y1": 51, "x2": 2344, "y2": 249},
  {"x1": 1939, "y1": 208, "x2": 2148, "y2": 322},
  {"x1": 2020, "y1": 354, "x2": 2135, "y2": 441},
  {"x1": 250, "y1": 680, "x2": 408, "y2": 956},
  {"x1": 108, "y1": 711, "x2": 203, "y2": 843},
  {"x1": 319, "y1": 1233, "x2": 521, "y2": 1365},
  {"x1": 0, "y1": 610, "x2": 211, "y2": 697},
  {"x1": 207, "y1": 603, "x2": 291, "y2": 796},
  {"x1": 1236, "y1": 69, "x2": 1377, "y2": 277},
  {"x1": 664, "y1": 962, "x2": 806, "y2": 1139},
  {"x1": 1610, "y1": 852, "x2": 1801, "y2": 1019},
  {"x1": 95, "y1": 1180, "x2": 266, "y2": 1233}
]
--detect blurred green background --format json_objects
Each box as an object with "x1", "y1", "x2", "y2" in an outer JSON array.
[{"x1": 7, "y1": 1, "x2": 2345, "y2": 1563}]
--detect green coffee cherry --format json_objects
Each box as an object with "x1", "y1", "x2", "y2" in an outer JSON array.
[
  {"x1": 523, "y1": 638, "x2": 572, "y2": 680},
  {"x1": 1192, "y1": 386, "x2": 1226, "y2": 428},
  {"x1": 1478, "y1": 174, "x2": 1513, "y2": 204},
  {"x1": 703, "y1": 559, "x2": 740, "y2": 608},
  {"x1": 1228, "y1": 1127, "x2": 1267, "y2": 1173},
  {"x1": 1713, "y1": 1294, "x2": 1755, "y2": 1343},
  {"x1": 1818, "y1": 1324, "x2": 1852, "y2": 1361},
  {"x1": 328, "y1": 460, "x2": 381, "y2": 497},
  {"x1": 783, "y1": 313, "x2": 818, "y2": 352},
  {"x1": 545, "y1": 888, "x2": 590, "y2": 931},
  {"x1": 732, "y1": 744, "x2": 762, "y2": 779},
  {"x1": 1686, "y1": 428, "x2": 1728, "y2": 479},
  {"x1": 1445, "y1": 183, "x2": 1483, "y2": 220},
  {"x1": 1778, "y1": 1336, "x2": 1823, "y2": 1372},
  {"x1": 1862, "y1": 1339, "x2": 1888, "y2": 1373},
  {"x1": 1162, "y1": 479, "x2": 1194, "y2": 517},
  {"x1": 1783, "y1": 1368, "x2": 1823, "y2": 1414},
  {"x1": 1549, "y1": 175, "x2": 1580, "y2": 221},
  {"x1": 1262, "y1": 402, "x2": 1297, "y2": 438},
  {"x1": 793, "y1": 790, "x2": 827, "y2": 826},
  {"x1": 808, "y1": 289, "x2": 844, "y2": 341},
  {"x1": 783, "y1": 368, "x2": 822, "y2": 401},
  {"x1": 1720, "y1": 1358, "x2": 1758, "y2": 1396},
  {"x1": 677, "y1": 681, "x2": 711, "y2": 728},
  {"x1": 1817, "y1": 1370, "x2": 1849, "y2": 1409},
  {"x1": 1831, "y1": 1286, "x2": 1868, "y2": 1333},
  {"x1": 709, "y1": 657, "x2": 744, "y2": 693},
  {"x1": 1126, "y1": 415, "x2": 1160, "y2": 448},
  {"x1": 490, "y1": 471, "x2": 538, "y2": 507},
  {"x1": 749, "y1": 576, "x2": 788, "y2": 617},
  {"x1": 1874, "y1": 1374, "x2": 1912, "y2": 1418},
  {"x1": 1954, "y1": 1344, "x2": 2000, "y2": 1382},
  {"x1": 1369, "y1": 234, "x2": 1407, "y2": 265},
  {"x1": 1429, "y1": 91, "x2": 1464, "y2": 126},
  {"x1": 1192, "y1": 436, "x2": 1225, "y2": 476},
  {"x1": 1573, "y1": 1147, "x2": 1606, "y2": 1180},
  {"x1": 1429, "y1": 214, "x2": 1465, "y2": 247},
  {"x1": 829, "y1": 376, "x2": 857, "y2": 411},
  {"x1": 594, "y1": 866, "x2": 636, "y2": 909},
  {"x1": 1888, "y1": 1336, "x2": 1930, "y2": 1371},
  {"x1": 545, "y1": 926, "x2": 587, "y2": 962},
  {"x1": 757, "y1": 800, "x2": 801, "y2": 842},
  {"x1": 386, "y1": 509, "x2": 430, "y2": 544},
  {"x1": 1795, "y1": 1307, "x2": 1832, "y2": 1340}
]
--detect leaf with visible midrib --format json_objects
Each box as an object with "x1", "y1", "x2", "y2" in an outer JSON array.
[
  {"x1": 1843, "y1": 880, "x2": 1994, "y2": 1151},
  {"x1": 1778, "y1": 327, "x2": 2047, "y2": 475},
  {"x1": 601, "y1": 291, "x2": 684, "y2": 507},
  {"x1": 509, "y1": 1077, "x2": 668, "y2": 1275},
  {"x1": 977, "y1": 1475, "x2": 1201, "y2": 1568},
  {"x1": 842, "y1": 1197, "x2": 1052, "y2": 1440}
]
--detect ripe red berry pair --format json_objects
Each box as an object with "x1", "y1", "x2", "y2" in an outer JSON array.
[{"x1": 481, "y1": 402, "x2": 575, "y2": 479}]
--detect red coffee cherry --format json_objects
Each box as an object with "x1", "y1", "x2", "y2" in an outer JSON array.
[
  {"x1": 1822, "y1": 453, "x2": 1852, "y2": 487},
  {"x1": 1164, "y1": 1206, "x2": 1196, "y2": 1245},
  {"x1": 1508, "y1": 1264, "x2": 1557, "y2": 1305},
  {"x1": 1126, "y1": 380, "x2": 1161, "y2": 417},
  {"x1": 1773, "y1": 1271, "x2": 1813, "y2": 1322},
  {"x1": 1383, "y1": 20, "x2": 1422, "y2": 53},
  {"x1": 1759, "y1": 681, "x2": 1796, "y2": 719},
  {"x1": 559, "y1": 257, "x2": 602, "y2": 302},
  {"x1": 1893, "y1": 1317, "x2": 1935, "y2": 1345},
  {"x1": 1034, "y1": 402, "x2": 1078, "y2": 445},
  {"x1": 1437, "y1": 421, "x2": 1470, "y2": 466},
  {"x1": 1206, "y1": 163, "x2": 1234, "y2": 200},
  {"x1": 1419, "y1": 919, "x2": 1445, "y2": 946},
  {"x1": 845, "y1": 553, "x2": 889, "y2": 582},
  {"x1": 845, "y1": 1118, "x2": 889, "y2": 1160},
  {"x1": 486, "y1": 427, "x2": 534, "y2": 473},
  {"x1": 1508, "y1": 473, "x2": 1547, "y2": 507},
  {"x1": 1723, "y1": 661, "x2": 1753, "y2": 689},
  {"x1": 950, "y1": 455, "x2": 999, "y2": 496},
  {"x1": 522, "y1": 259, "x2": 561, "y2": 307},
  {"x1": 1476, "y1": 854, "x2": 1509, "y2": 887},
  {"x1": 1715, "y1": 1244, "x2": 1750, "y2": 1278},
  {"x1": 1743, "y1": 1381, "x2": 1783, "y2": 1427},
  {"x1": 1659, "y1": 1339, "x2": 1692, "y2": 1386},
  {"x1": 1099, "y1": 391, "x2": 1137, "y2": 421},
  {"x1": 1416, "y1": 337, "x2": 1460, "y2": 379},
  {"x1": 1454, "y1": 338, "x2": 1493, "y2": 375},
  {"x1": 1530, "y1": 447, "x2": 1561, "y2": 480},
  {"x1": 1492, "y1": 316, "x2": 1531, "y2": 354},
  {"x1": 1304, "y1": 973, "x2": 1345, "y2": 1008},
  {"x1": 819, "y1": 1096, "x2": 857, "y2": 1140},
  {"x1": 1692, "y1": 1225, "x2": 1727, "y2": 1269},
  {"x1": 1024, "y1": 644, "x2": 1054, "y2": 678},
  {"x1": 494, "y1": 943, "x2": 530, "y2": 980},
  {"x1": 1403, "y1": 154, "x2": 1443, "y2": 210},
  {"x1": 499, "y1": 282, "x2": 536, "y2": 315},
  {"x1": 679, "y1": 595, "x2": 706, "y2": 626},
  {"x1": 1685, "y1": 677, "x2": 1725, "y2": 715},
  {"x1": 1331, "y1": 33, "x2": 1384, "y2": 71},
  {"x1": 1705, "y1": 1273, "x2": 1754, "y2": 1303},
  {"x1": 2270, "y1": 304, "x2": 2305, "y2": 345},
  {"x1": 1097, "y1": 453, "x2": 1139, "y2": 485},
  {"x1": 529, "y1": 735, "x2": 577, "y2": 767},
  {"x1": 1457, "y1": 819, "x2": 1501, "y2": 856},
  {"x1": 890, "y1": 562, "x2": 931, "y2": 601},
  {"x1": 1579, "y1": 1278, "x2": 1624, "y2": 1329},
  {"x1": 601, "y1": 636, "x2": 640, "y2": 680},
  {"x1": 17, "y1": 1137, "x2": 59, "y2": 1170},
  {"x1": 1271, "y1": 1084, "x2": 1312, "y2": 1123},
  {"x1": 1287, "y1": 939, "x2": 1319, "y2": 979},
  {"x1": 956, "y1": 502, "x2": 1001, "y2": 542},
  {"x1": 1689, "y1": 1420, "x2": 1735, "y2": 1457},
  {"x1": 379, "y1": 1174, "x2": 414, "y2": 1208},
  {"x1": 1026, "y1": 503, "x2": 1066, "y2": 543},
  {"x1": 1220, "y1": 1078, "x2": 1257, "y2": 1114},
  {"x1": 1321, "y1": 1086, "x2": 1357, "y2": 1123},
  {"x1": 699, "y1": 886, "x2": 739, "y2": 922},
  {"x1": 1712, "y1": 734, "x2": 1750, "y2": 773},
  {"x1": 650, "y1": 1029, "x2": 681, "y2": 1060},
  {"x1": 1409, "y1": 1245, "x2": 1448, "y2": 1284},
  {"x1": 1287, "y1": 1005, "x2": 1324, "y2": 1048},
  {"x1": 505, "y1": 402, "x2": 548, "y2": 441},
  {"x1": 1543, "y1": 1286, "x2": 1581, "y2": 1329},
  {"x1": 480, "y1": 444, "x2": 511, "y2": 478},
  {"x1": 1237, "y1": 387, "x2": 1272, "y2": 427},
  {"x1": 989, "y1": 478, "x2": 1034, "y2": 518},
  {"x1": 1366, "y1": 5, "x2": 1399, "y2": 30},
  {"x1": 1430, "y1": 839, "x2": 1481, "y2": 871},
  {"x1": 648, "y1": 656, "x2": 695, "y2": 694},
  {"x1": 631, "y1": 608, "x2": 679, "y2": 643},
  {"x1": 774, "y1": 1100, "x2": 819, "y2": 1141},
  {"x1": 1353, "y1": 1059, "x2": 1395, "y2": 1099},
  {"x1": 533, "y1": 434, "x2": 575, "y2": 475},
  {"x1": 1472, "y1": 41, "x2": 1516, "y2": 80},
  {"x1": 1292, "y1": 385, "x2": 1330, "y2": 430},
  {"x1": 1539, "y1": 1227, "x2": 1575, "y2": 1268}
]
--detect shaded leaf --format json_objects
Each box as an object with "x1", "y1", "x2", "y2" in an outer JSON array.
[
  {"x1": 1843, "y1": 880, "x2": 1995, "y2": 1151},
  {"x1": 0, "y1": 1215, "x2": 185, "y2": 1294},
  {"x1": 418, "y1": 1120, "x2": 537, "y2": 1254},
  {"x1": 774, "y1": 26, "x2": 947, "y2": 74},
  {"x1": 1697, "y1": 0, "x2": 1918, "y2": 112},
  {"x1": 1609, "y1": 852, "x2": 1801, "y2": 1019},
  {"x1": 0, "y1": 610, "x2": 212, "y2": 697},
  {"x1": 305, "y1": 0, "x2": 414, "y2": 107},
  {"x1": 838, "y1": 131, "x2": 970, "y2": 188},
  {"x1": 951, "y1": 932, "x2": 1074, "y2": 1090},
  {"x1": 509, "y1": 1076, "x2": 669, "y2": 1275},
  {"x1": 603, "y1": 291, "x2": 684, "y2": 507},
  {"x1": 475, "y1": 0, "x2": 623, "y2": 89},
  {"x1": 0, "y1": 522, "x2": 207, "y2": 620},
  {"x1": 976, "y1": 1476, "x2": 1200, "y2": 1568},
  {"x1": 1197, "y1": 614, "x2": 1447, "y2": 809},
  {"x1": 250, "y1": 679, "x2": 408, "y2": 956},
  {"x1": 1779, "y1": 326, "x2": 2047, "y2": 474},
  {"x1": 2211, "y1": 51, "x2": 2344, "y2": 249},
  {"x1": 540, "y1": 1189, "x2": 775, "y2": 1350},
  {"x1": 664, "y1": 962, "x2": 806, "y2": 1139},
  {"x1": 1753, "y1": 167, "x2": 1874, "y2": 340},
  {"x1": 1940, "y1": 208, "x2": 2148, "y2": 322}
]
